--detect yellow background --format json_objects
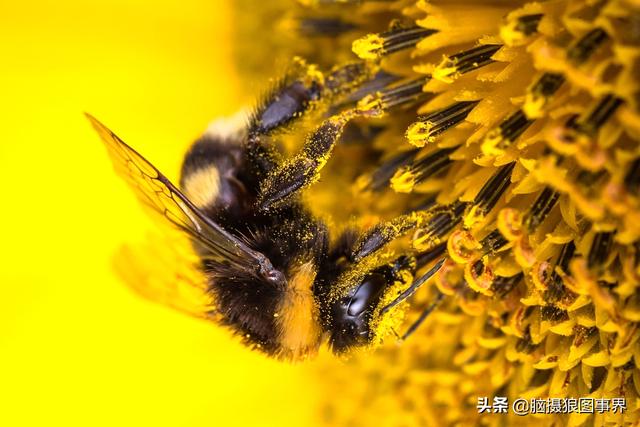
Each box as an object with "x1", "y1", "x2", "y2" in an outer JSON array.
[{"x1": 0, "y1": 2, "x2": 321, "y2": 426}]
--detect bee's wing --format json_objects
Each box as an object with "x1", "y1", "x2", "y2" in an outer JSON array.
[
  {"x1": 113, "y1": 232, "x2": 218, "y2": 320},
  {"x1": 87, "y1": 114, "x2": 283, "y2": 283}
]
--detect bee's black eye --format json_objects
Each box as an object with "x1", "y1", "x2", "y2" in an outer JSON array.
[
  {"x1": 330, "y1": 272, "x2": 389, "y2": 352},
  {"x1": 347, "y1": 273, "x2": 386, "y2": 316}
]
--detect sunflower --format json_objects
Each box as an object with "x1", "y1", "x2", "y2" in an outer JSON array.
[{"x1": 230, "y1": 0, "x2": 640, "y2": 425}]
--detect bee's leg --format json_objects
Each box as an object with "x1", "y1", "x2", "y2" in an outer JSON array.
[
  {"x1": 258, "y1": 106, "x2": 380, "y2": 209},
  {"x1": 248, "y1": 24, "x2": 435, "y2": 207},
  {"x1": 248, "y1": 61, "x2": 376, "y2": 139},
  {"x1": 352, "y1": 201, "x2": 467, "y2": 261},
  {"x1": 257, "y1": 75, "x2": 432, "y2": 210},
  {"x1": 245, "y1": 61, "x2": 379, "y2": 176},
  {"x1": 244, "y1": 61, "x2": 325, "y2": 179}
]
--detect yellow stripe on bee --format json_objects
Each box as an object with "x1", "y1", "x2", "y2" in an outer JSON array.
[
  {"x1": 182, "y1": 165, "x2": 221, "y2": 209},
  {"x1": 276, "y1": 260, "x2": 322, "y2": 360}
]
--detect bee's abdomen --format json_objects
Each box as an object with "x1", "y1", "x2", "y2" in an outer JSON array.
[{"x1": 180, "y1": 136, "x2": 250, "y2": 216}]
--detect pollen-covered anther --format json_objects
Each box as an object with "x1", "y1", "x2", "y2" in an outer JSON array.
[
  {"x1": 480, "y1": 129, "x2": 507, "y2": 157},
  {"x1": 406, "y1": 100, "x2": 479, "y2": 147},
  {"x1": 480, "y1": 230, "x2": 510, "y2": 255},
  {"x1": 481, "y1": 111, "x2": 533, "y2": 157},
  {"x1": 390, "y1": 147, "x2": 455, "y2": 194},
  {"x1": 355, "y1": 94, "x2": 384, "y2": 116},
  {"x1": 412, "y1": 202, "x2": 467, "y2": 252},
  {"x1": 352, "y1": 34, "x2": 384, "y2": 60},
  {"x1": 390, "y1": 167, "x2": 416, "y2": 193},
  {"x1": 465, "y1": 163, "x2": 516, "y2": 230},
  {"x1": 491, "y1": 273, "x2": 523, "y2": 299},
  {"x1": 359, "y1": 149, "x2": 419, "y2": 193},
  {"x1": 448, "y1": 230, "x2": 480, "y2": 264},
  {"x1": 412, "y1": 229, "x2": 440, "y2": 252},
  {"x1": 462, "y1": 205, "x2": 485, "y2": 229},
  {"x1": 352, "y1": 26, "x2": 436, "y2": 60},
  {"x1": 405, "y1": 122, "x2": 431, "y2": 148},
  {"x1": 354, "y1": 99, "x2": 385, "y2": 119}
]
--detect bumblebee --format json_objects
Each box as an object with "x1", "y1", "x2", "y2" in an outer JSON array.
[{"x1": 89, "y1": 57, "x2": 445, "y2": 361}]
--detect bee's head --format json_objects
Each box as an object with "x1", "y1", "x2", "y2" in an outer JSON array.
[{"x1": 327, "y1": 255, "x2": 414, "y2": 353}]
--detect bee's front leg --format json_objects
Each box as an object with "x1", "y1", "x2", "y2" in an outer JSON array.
[{"x1": 256, "y1": 73, "x2": 436, "y2": 210}]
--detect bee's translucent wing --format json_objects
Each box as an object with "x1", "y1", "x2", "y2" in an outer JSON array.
[
  {"x1": 113, "y1": 233, "x2": 218, "y2": 320},
  {"x1": 87, "y1": 114, "x2": 283, "y2": 284}
]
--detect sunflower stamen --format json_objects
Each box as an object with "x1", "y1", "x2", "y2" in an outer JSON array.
[
  {"x1": 481, "y1": 229, "x2": 509, "y2": 254},
  {"x1": 544, "y1": 241, "x2": 577, "y2": 304},
  {"x1": 466, "y1": 162, "x2": 516, "y2": 227},
  {"x1": 573, "y1": 94, "x2": 624, "y2": 135},
  {"x1": 524, "y1": 72, "x2": 565, "y2": 118},
  {"x1": 298, "y1": 17, "x2": 356, "y2": 37},
  {"x1": 352, "y1": 25, "x2": 437, "y2": 60},
  {"x1": 324, "y1": 61, "x2": 379, "y2": 95},
  {"x1": 587, "y1": 231, "x2": 615, "y2": 269},
  {"x1": 413, "y1": 201, "x2": 467, "y2": 251},
  {"x1": 501, "y1": 13, "x2": 543, "y2": 46},
  {"x1": 515, "y1": 14, "x2": 543, "y2": 36},
  {"x1": 524, "y1": 187, "x2": 560, "y2": 231},
  {"x1": 406, "y1": 100, "x2": 480, "y2": 147},
  {"x1": 390, "y1": 147, "x2": 456, "y2": 193},
  {"x1": 540, "y1": 305, "x2": 569, "y2": 322},
  {"x1": 415, "y1": 242, "x2": 448, "y2": 269},
  {"x1": 567, "y1": 27, "x2": 609, "y2": 64},
  {"x1": 362, "y1": 149, "x2": 420, "y2": 192},
  {"x1": 433, "y1": 44, "x2": 503, "y2": 83},
  {"x1": 482, "y1": 110, "x2": 534, "y2": 155},
  {"x1": 623, "y1": 158, "x2": 640, "y2": 195},
  {"x1": 376, "y1": 76, "x2": 432, "y2": 109}
]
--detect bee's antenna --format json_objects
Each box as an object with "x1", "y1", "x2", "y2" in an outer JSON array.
[
  {"x1": 379, "y1": 257, "x2": 445, "y2": 315},
  {"x1": 400, "y1": 291, "x2": 445, "y2": 341}
]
